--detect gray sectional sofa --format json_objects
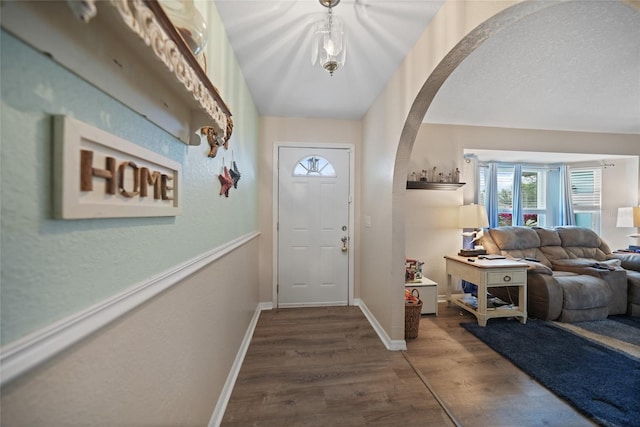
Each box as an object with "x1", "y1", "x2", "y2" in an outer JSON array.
[{"x1": 479, "y1": 226, "x2": 640, "y2": 322}]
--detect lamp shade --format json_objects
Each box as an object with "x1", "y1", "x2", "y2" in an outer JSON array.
[
  {"x1": 616, "y1": 207, "x2": 640, "y2": 228},
  {"x1": 459, "y1": 204, "x2": 489, "y2": 229}
]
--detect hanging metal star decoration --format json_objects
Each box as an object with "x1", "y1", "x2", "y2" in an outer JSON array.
[{"x1": 218, "y1": 166, "x2": 233, "y2": 197}]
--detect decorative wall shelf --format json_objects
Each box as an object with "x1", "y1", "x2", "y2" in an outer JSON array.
[
  {"x1": 406, "y1": 181, "x2": 465, "y2": 190},
  {"x1": 1, "y1": 0, "x2": 231, "y2": 146}
]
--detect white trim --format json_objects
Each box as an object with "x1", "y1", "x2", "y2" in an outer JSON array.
[
  {"x1": 272, "y1": 142, "x2": 356, "y2": 308},
  {"x1": 354, "y1": 298, "x2": 407, "y2": 351},
  {"x1": 257, "y1": 302, "x2": 274, "y2": 311},
  {"x1": 208, "y1": 302, "x2": 272, "y2": 427},
  {"x1": 0, "y1": 232, "x2": 260, "y2": 386}
]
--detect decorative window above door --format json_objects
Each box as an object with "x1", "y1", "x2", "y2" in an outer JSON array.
[{"x1": 293, "y1": 156, "x2": 336, "y2": 177}]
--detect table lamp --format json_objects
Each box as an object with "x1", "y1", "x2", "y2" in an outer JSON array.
[
  {"x1": 459, "y1": 204, "x2": 489, "y2": 254},
  {"x1": 616, "y1": 207, "x2": 640, "y2": 246}
]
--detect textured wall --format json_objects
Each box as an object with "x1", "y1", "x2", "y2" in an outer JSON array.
[
  {"x1": 1, "y1": 2, "x2": 260, "y2": 424},
  {"x1": 1, "y1": 238, "x2": 259, "y2": 426},
  {"x1": 0, "y1": 25, "x2": 258, "y2": 345},
  {"x1": 359, "y1": 1, "x2": 521, "y2": 341}
]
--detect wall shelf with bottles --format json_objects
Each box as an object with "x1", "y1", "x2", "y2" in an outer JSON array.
[
  {"x1": 406, "y1": 181, "x2": 466, "y2": 190},
  {"x1": 1, "y1": 0, "x2": 232, "y2": 146}
]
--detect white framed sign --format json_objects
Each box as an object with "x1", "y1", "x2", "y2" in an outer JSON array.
[{"x1": 53, "y1": 115, "x2": 182, "y2": 219}]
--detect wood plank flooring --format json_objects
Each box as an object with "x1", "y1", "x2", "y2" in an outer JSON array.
[{"x1": 221, "y1": 304, "x2": 595, "y2": 426}]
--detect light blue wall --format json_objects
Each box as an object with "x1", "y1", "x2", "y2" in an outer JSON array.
[{"x1": 0, "y1": 29, "x2": 259, "y2": 345}]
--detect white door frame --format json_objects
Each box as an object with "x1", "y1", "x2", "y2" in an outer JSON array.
[{"x1": 272, "y1": 142, "x2": 355, "y2": 307}]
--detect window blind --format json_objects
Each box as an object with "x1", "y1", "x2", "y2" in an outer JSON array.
[{"x1": 570, "y1": 168, "x2": 601, "y2": 208}]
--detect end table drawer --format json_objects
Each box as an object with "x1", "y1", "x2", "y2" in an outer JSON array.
[{"x1": 487, "y1": 271, "x2": 525, "y2": 285}]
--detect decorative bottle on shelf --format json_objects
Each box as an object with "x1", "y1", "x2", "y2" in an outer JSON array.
[
  {"x1": 453, "y1": 168, "x2": 460, "y2": 183},
  {"x1": 159, "y1": 0, "x2": 208, "y2": 56}
]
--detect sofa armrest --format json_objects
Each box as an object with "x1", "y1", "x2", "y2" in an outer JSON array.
[
  {"x1": 551, "y1": 258, "x2": 621, "y2": 273},
  {"x1": 527, "y1": 272, "x2": 563, "y2": 321},
  {"x1": 607, "y1": 253, "x2": 640, "y2": 272},
  {"x1": 523, "y1": 260, "x2": 553, "y2": 275}
]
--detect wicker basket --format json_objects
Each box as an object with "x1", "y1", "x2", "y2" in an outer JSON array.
[{"x1": 405, "y1": 289, "x2": 422, "y2": 340}]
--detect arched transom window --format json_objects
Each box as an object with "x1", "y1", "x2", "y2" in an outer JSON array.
[{"x1": 293, "y1": 155, "x2": 336, "y2": 177}]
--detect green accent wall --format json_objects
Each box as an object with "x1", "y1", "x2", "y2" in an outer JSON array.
[{"x1": 0, "y1": 27, "x2": 259, "y2": 345}]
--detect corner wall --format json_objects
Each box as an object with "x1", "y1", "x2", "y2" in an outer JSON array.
[{"x1": 360, "y1": 0, "x2": 522, "y2": 341}]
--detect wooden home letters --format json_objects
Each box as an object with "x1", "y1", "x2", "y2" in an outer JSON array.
[{"x1": 54, "y1": 116, "x2": 182, "y2": 219}]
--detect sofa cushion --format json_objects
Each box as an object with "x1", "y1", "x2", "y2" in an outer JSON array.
[
  {"x1": 555, "y1": 226, "x2": 608, "y2": 260},
  {"x1": 555, "y1": 274, "x2": 611, "y2": 322},
  {"x1": 489, "y1": 226, "x2": 540, "y2": 250},
  {"x1": 607, "y1": 253, "x2": 640, "y2": 271},
  {"x1": 534, "y1": 227, "x2": 562, "y2": 247},
  {"x1": 486, "y1": 227, "x2": 552, "y2": 266}
]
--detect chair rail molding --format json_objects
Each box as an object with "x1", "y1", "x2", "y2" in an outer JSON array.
[{"x1": 0, "y1": 232, "x2": 260, "y2": 386}]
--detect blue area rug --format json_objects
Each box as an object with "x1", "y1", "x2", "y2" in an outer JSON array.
[{"x1": 461, "y1": 318, "x2": 640, "y2": 427}]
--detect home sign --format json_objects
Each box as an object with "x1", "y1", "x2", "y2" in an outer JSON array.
[{"x1": 53, "y1": 115, "x2": 182, "y2": 219}]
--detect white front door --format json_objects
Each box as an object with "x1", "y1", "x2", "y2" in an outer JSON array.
[{"x1": 277, "y1": 146, "x2": 351, "y2": 307}]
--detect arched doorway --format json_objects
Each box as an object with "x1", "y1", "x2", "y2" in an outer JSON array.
[{"x1": 391, "y1": 0, "x2": 565, "y2": 340}]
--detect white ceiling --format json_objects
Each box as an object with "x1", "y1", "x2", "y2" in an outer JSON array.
[
  {"x1": 213, "y1": 0, "x2": 444, "y2": 119},
  {"x1": 213, "y1": 0, "x2": 640, "y2": 136}
]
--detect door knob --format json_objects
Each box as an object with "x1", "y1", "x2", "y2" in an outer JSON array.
[{"x1": 341, "y1": 236, "x2": 348, "y2": 252}]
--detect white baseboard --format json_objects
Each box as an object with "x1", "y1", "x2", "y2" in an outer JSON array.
[
  {"x1": 0, "y1": 232, "x2": 260, "y2": 386},
  {"x1": 208, "y1": 302, "x2": 271, "y2": 427},
  {"x1": 354, "y1": 298, "x2": 406, "y2": 351}
]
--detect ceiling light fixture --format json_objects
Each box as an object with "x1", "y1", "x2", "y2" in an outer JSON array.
[{"x1": 311, "y1": 0, "x2": 346, "y2": 76}]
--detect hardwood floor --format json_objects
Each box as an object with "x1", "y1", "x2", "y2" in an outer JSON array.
[
  {"x1": 405, "y1": 304, "x2": 595, "y2": 427},
  {"x1": 221, "y1": 304, "x2": 595, "y2": 426}
]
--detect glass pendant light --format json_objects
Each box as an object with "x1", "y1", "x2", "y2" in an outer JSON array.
[{"x1": 311, "y1": 0, "x2": 346, "y2": 76}]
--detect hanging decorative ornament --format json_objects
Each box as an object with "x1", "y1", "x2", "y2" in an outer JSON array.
[
  {"x1": 230, "y1": 152, "x2": 241, "y2": 189},
  {"x1": 159, "y1": 0, "x2": 208, "y2": 55},
  {"x1": 218, "y1": 160, "x2": 233, "y2": 198},
  {"x1": 311, "y1": 0, "x2": 346, "y2": 76}
]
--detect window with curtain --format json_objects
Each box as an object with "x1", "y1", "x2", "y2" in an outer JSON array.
[
  {"x1": 570, "y1": 167, "x2": 602, "y2": 232},
  {"x1": 478, "y1": 165, "x2": 547, "y2": 227}
]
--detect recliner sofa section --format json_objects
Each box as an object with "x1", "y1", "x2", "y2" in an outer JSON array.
[
  {"x1": 607, "y1": 251, "x2": 640, "y2": 316},
  {"x1": 480, "y1": 226, "x2": 637, "y2": 322}
]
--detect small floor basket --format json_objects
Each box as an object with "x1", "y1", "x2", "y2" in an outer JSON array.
[{"x1": 405, "y1": 289, "x2": 422, "y2": 340}]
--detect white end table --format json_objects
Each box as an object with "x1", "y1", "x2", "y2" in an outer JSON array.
[
  {"x1": 445, "y1": 255, "x2": 528, "y2": 326},
  {"x1": 405, "y1": 277, "x2": 438, "y2": 315}
]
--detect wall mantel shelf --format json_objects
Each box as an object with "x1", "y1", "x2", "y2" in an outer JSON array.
[
  {"x1": 406, "y1": 181, "x2": 466, "y2": 190},
  {"x1": 1, "y1": 0, "x2": 231, "y2": 146}
]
